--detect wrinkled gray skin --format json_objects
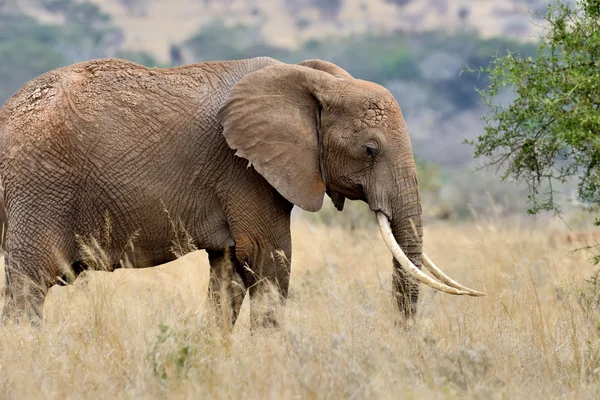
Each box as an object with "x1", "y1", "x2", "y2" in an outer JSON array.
[
  {"x1": 0, "y1": 57, "x2": 422, "y2": 326},
  {"x1": 0, "y1": 187, "x2": 5, "y2": 250}
]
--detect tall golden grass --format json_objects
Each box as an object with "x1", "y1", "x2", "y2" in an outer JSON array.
[{"x1": 0, "y1": 213, "x2": 599, "y2": 399}]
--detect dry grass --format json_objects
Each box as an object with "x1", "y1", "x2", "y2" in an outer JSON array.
[{"x1": 0, "y1": 214, "x2": 599, "y2": 399}]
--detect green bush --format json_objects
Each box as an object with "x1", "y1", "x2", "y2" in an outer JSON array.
[{"x1": 470, "y1": 0, "x2": 600, "y2": 216}]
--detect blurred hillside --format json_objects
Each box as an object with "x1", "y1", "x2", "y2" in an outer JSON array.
[
  {"x1": 81, "y1": 0, "x2": 553, "y2": 62},
  {"x1": 1, "y1": 0, "x2": 562, "y2": 218}
]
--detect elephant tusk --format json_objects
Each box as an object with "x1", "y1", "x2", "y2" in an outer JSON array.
[
  {"x1": 376, "y1": 213, "x2": 469, "y2": 296},
  {"x1": 422, "y1": 253, "x2": 487, "y2": 297}
]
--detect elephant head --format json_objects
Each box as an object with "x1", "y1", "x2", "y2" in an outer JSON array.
[{"x1": 218, "y1": 59, "x2": 485, "y2": 316}]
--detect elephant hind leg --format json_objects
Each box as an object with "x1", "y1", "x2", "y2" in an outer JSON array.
[
  {"x1": 2, "y1": 258, "x2": 57, "y2": 323},
  {"x1": 207, "y1": 247, "x2": 247, "y2": 329},
  {"x1": 2, "y1": 228, "x2": 76, "y2": 323}
]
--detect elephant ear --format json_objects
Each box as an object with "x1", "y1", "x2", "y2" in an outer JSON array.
[
  {"x1": 298, "y1": 60, "x2": 351, "y2": 211},
  {"x1": 298, "y1": 59, "x2": 352, "y2": 79},
  {"x1": 218, "y1": 64, "x2": 338, "y2": 212}
]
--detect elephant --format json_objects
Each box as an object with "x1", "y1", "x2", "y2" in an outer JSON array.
[{"x1": 0, "y1": 56, "x2": 485, "y2": 326}]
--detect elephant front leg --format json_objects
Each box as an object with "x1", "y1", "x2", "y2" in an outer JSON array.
[
  {"x1": 230, "y1": 230, "x2": 292, "y2": 330},
  {"x1": 243, "y1": 245, "x2": 292, "y2": 330},
  {"x1": 207, "y1": 247, "x2": 247, "y2": 329},
  {"x1": 225, "y1": 191, "x2": 293, "y2": 330}
]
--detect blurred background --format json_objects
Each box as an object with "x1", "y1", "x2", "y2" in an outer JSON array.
[{"x1": 0, "y1": 0, "x2": 576, "y2": 226}]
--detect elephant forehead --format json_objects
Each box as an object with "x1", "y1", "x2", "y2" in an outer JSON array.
[{"x1": 353, "y1": 96, "x2": 399, "y2": 129}]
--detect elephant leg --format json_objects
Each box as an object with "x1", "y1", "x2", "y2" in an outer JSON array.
[
  {"x1": 2, "y1": 248, "x2": 62, "y2": 322},
  {"x1": 207, "y1": 247, "x2": 247, "y2": 329},
  {"x1": 2, "y1": 221, "x2": 74, "y2": 323},
  {"x1": 233, "y1": 236, "x2": 292, "y2": 330},
  {"x1": 2, "y1": 266, "x2": 50, "y2": 322}
]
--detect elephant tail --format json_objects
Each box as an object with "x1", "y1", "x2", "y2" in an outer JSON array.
[{"x1": 0, "y1": 178, "x2": 6, "y2": 251}]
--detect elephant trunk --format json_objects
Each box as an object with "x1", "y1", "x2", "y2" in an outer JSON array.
[
  {"x1": 376, "y1": 165, "x2": 486, "y2": 317},
  {"x1": 390, "y1": 191, "x2": 423, "y2": 316}
]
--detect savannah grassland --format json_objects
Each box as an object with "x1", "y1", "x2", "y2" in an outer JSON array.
[{"x1": 0, "y1": 212, "x2": 599, "y2": 399}]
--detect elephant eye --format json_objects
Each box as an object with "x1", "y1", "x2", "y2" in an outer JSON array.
[{"x1": 365, "y1": 144, "x2": 378, "y2": 158}]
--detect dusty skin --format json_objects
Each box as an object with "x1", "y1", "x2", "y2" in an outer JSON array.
[{"x1": 0, "y1": 216, "x2": 598, "y2": 399}]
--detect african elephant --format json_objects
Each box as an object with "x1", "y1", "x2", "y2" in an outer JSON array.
[{"x1": 0, "y1": 57, "x2": 485, "y2": 325}]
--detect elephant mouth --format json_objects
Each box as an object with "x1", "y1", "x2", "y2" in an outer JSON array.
[{"x1": 376, "y1": 212, "x2": 486, "y2": 297}]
